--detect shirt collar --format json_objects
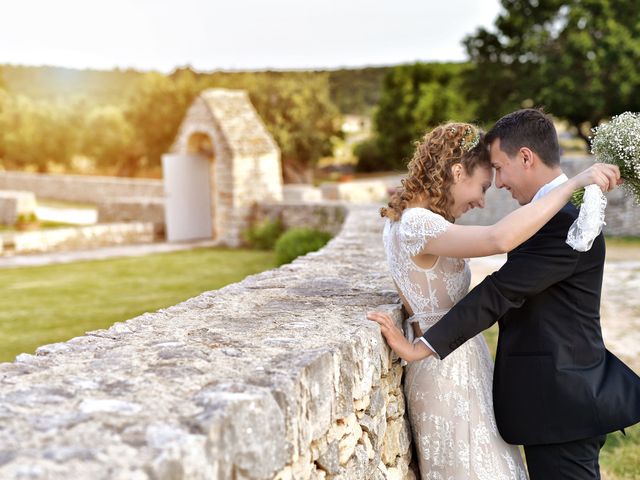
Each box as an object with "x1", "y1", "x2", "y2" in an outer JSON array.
[{"x1": 531, "y1": 173, "x2": 568, "y2": 202}]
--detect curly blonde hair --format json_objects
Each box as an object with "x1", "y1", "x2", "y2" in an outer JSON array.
[{"x1": 381, "y1": 123, "x2": 490, "y2": 222}]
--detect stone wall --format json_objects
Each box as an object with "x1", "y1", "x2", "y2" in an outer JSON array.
[
  {"x1": 0, "y1": 205, "x2": 415, "y2": 480},
  {"x1": 0, "y1": 222, "x2": 156, "y2": 255},
  {"x1": 283, "y1": 185, "x2": 323, "y2": 203},
  {"x1": 321, "y1": 180, "x2": 388, "y2": 204},
  {"x1": 253, "y1": 202, "x2": 348, "y2": 236},
  {"x1": 0, "y1": 171, "x2": 163, "y2": 204},
  {"x1": 97, "y1": 198, "x2": 166, "y2": 234}
]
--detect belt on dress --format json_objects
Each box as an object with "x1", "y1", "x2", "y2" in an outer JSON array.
[{"x1": 404, "y1": 311, "x2": 448, "y2": 344}]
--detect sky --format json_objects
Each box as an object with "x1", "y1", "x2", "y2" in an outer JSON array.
[{"x1": 0, "y1": 0, "x2": 502, "y2": 72}]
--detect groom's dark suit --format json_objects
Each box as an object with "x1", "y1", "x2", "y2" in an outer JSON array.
[{"x1": 423, "y1": 202, "x2": 640, "y2": 475}]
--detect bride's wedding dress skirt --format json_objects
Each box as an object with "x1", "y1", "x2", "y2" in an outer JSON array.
[{"x1": 404, "y1": 329, "x2": 528, "y2": 480}]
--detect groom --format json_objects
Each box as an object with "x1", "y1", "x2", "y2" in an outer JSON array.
[{"x1": 419, "y1": 109, "x2": 640, "y2": 479}]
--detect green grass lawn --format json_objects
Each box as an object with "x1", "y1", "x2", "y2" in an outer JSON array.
[
  {"x1": 606, "y1": 236, "x2": 640, "y2": 247},
  {"x1": 0, "y1": 247, "x2": 276, "y2": 362},
  {"x1": 483, "y1": 327, "x2": 640, "y2": 479}
]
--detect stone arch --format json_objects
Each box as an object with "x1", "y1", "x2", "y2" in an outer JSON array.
[
  {"x1": 186, "y1": 132, "x2": 215, "y2": 158},
  {"x1": 167, "y1": 89, "x2": 282, "y2": 246}
]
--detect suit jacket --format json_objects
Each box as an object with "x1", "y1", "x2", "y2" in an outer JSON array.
[{"x1": 423, "y1": 203, "x2": 640, "y2": 445}]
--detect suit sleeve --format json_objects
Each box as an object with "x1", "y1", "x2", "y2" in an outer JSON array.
[{"x1": 422, "y1": 210, "x2": 581, "y2": 359}]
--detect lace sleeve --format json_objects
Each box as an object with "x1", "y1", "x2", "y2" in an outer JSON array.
[
  {"x1": 398, "y1": 208, "x2": 451, "y2": 257},
  {"x1": 566, "y1": 184, "x2": 607, "y2": 252}
]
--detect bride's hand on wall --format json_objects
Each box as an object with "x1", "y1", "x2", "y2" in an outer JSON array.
[{"x1": 367, "y1": 311, "x2": 433, "y2": 362}]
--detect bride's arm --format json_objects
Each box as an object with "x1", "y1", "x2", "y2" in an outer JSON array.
[{"x1": 419, "y1": 163, "x2": 620, "y2": 259}]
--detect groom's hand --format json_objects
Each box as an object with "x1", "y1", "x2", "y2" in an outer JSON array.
[{"x1": 367, "y1": 311, "x2": 434, "y2": 362}]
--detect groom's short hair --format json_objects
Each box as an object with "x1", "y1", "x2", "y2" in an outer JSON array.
[{"x1": 485, "y1": 109, "x2": 560, "y2": 167}]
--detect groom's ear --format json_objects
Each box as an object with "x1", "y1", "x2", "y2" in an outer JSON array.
[{"x1": 519, "y1": 147, "x2": 535, "y2": 170}]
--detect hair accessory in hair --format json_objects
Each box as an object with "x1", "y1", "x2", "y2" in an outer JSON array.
[{"x1": 460, "y1": 126, "x2": 480, "y2": 152}]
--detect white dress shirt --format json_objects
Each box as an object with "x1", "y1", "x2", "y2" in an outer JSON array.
[
  {"x1": 531, "y1": 173, "x2": 568, "y2": 202},
  {"x1": 418, "y1": 172, "x2": 569, "y2": 359}
]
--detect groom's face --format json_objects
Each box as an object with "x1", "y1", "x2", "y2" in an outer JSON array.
[{"x1": 489, "y1": 138, "x2": 532, "y2": 205}]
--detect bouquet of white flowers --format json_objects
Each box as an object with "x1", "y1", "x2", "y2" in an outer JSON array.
[
  {"x1": 567, "y1": 112, "x2": 640, "y2": 251},
  {"x1": 572, "y1": 112, "x2": 640, "y2": 206}
]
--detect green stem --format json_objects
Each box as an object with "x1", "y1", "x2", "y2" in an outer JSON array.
[{"x1": 571, "y1": 188, "x2": 585, "y2": 208}]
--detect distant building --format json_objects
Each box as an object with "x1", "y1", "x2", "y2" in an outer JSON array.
[{"x1": 165, "y1": 89, "x2": 282, "y2": 245}]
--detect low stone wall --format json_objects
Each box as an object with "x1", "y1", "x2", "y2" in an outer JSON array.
[
  {"x1": 0, "y1": 171, "x2": 163, "y2": 204},
  {"x1": 0, "y1": 205, "x2": 414, "y2": 480},
  {"x1": 1, "y1": 223, "x2": 156, "y2": 255},
  {"x1": 97, "y1": 198, "x2": 166, "y2": 234},
  {"x1": 321, "y1": 181, "x2": 388, "y2": 204},
  {"x1": 254, "y1": 202, "x2": 348, "y2": 236},
  {"x1": 283, "y1": 185, "x2": 323, "y2": 203}
]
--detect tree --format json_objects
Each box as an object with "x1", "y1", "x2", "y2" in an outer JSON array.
[
  {"x1": 201, "y1": 72, "x2": 342, "y2": 182},
  {"x1": 120, "y1": 70, "x2": 200, "y2": 176},
  {"x1": 0, "y1": 89, "x2": 8, "y2": 165},
  {"x1": 464, "y1": 0, "x2": 640, "y2": 145},
  {"x1": 79, "y1": 105, "x2": 139, "y2": 174},
  {"x1": 246, "y1": 73, "x2": 342, "y2": 183},
  {"x1": 372, "y1": 63, "x2": 476, "y2": 171},
  {"x1": 326, "y1": 67, "x2": 391, "y2": 114},
  {"x1": 0, "y1": 95, "x2": 79, "y2": 172}
]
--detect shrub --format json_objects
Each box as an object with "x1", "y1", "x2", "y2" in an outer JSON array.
[
  {"x1": 353, "y1": 137, "x2": 386, "y2": 172},
  {"x1": 243, "y1": 218, "x2": 285, "y2": 250},
  {"x1": 16, "y1": 211, "x2": 38, "y2": 224},
  {"x1": 274, "y1": 228, "x2": 332, "y2": 265}
]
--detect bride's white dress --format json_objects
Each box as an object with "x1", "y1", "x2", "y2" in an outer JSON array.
[{"x1": 383, "y1": 207, "x2": 528, "y2": 480}]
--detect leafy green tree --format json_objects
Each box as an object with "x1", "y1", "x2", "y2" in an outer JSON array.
[
  {"x1": 0, "y1": 89, "x2": 8, "y2": 165},
  {"x1": 120, "y1": 70, "x2": 200, "y2": 176},
  {"x1": 353, "y1": 138, "x2": 385, "y2": 173},
  {"x1": 200, "y1": 72, "x2": 342, "y2": 182},
  {"x1": 372, "y1": 63, "x2": 476, "y2": 170},
  {"x1": 464, "y1": 0, "x2": 640, "y2": 144},
  {"x1": 326, "y1": 67, "x2": 391, "y2": 114},
  {"x1": 245, "y1": 73, "x2": 342, "y2": 182},
  {"x1": 0, "y1": 95, "x2": 79, "y2": 172},
  {"x1": 0, "y1": 65, "x2": 342, "y2": 179},
  {"x1": 79, "y1": 105, "x2": 139, "y2": 174}
]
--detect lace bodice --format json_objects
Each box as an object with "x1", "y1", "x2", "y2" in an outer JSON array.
[{"x1": 383, "y1": 208, "x2": 471, "y2": 327}]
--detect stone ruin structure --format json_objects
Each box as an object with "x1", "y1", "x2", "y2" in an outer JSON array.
[{"x1": 165, "y1": 88, "x2": 283, "y2": 245}]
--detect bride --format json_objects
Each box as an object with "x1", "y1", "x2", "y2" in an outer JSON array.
[{"x1": 367, "y1": 123, "x2": 619, "y2": 479}]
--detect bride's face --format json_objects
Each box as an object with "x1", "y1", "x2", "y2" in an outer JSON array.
[{"x1": 449, "y1": 164, "x2": 493, "y2": 219}]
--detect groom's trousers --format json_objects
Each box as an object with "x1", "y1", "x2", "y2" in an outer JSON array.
[{"x1": 524, "y1": 434, "x2": 607, "y2": 480}]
